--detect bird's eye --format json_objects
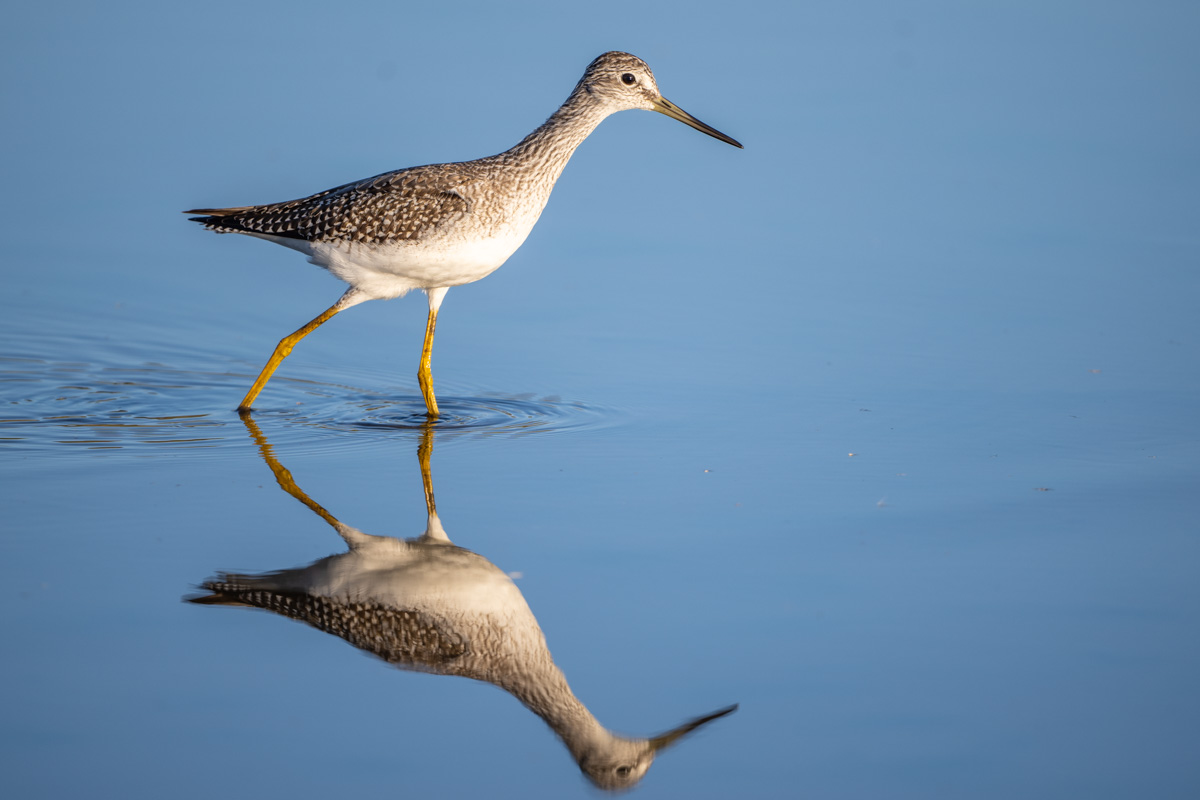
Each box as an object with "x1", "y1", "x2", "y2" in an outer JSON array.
[
  {"x1": 621, "y1": 73, "x2": 636, "y2": 85},
  {"x1": 616, "y1": 765, "x2": 633, "y2": 777}
]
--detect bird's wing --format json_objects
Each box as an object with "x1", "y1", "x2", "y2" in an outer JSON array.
[
  {"x1": 189, "y1": 579, "x2": 471, "y2": 671},
  {"x1": 186, "y1": 164, "x2": 481, "y2": 246}
]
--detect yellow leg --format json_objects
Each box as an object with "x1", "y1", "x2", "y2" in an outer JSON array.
[
  {"x1": 418, "y1": 305, "x2": 440, "y2": 418},
  {"x1": 238, "y1": 291, "x2": 360, "y2": 411}
]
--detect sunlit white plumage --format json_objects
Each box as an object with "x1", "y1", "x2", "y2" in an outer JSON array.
[{"x1": 186, "y1": 51, "x2": 741, "y2": 417}]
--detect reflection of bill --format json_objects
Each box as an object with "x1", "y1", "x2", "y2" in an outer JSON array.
[{"x1": 190, "y1": 417, "x2": 736, "y2": 791}]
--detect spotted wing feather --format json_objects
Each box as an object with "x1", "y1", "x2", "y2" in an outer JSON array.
[
  {"x1": 190, "y1": 576, "x2": 470, "y2": 672},
  {"x1": 187, "y1": 165, "x2": 479, "y2": 246}
]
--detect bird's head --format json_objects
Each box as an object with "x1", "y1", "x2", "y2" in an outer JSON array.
[
  {"x1": 575, "y1": 51, "x2": 742, "y2": 148},
  {"x1": 576, "y1": 704, "x2": 738, "y2": 791}
]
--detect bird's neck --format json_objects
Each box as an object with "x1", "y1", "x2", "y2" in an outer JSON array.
[
  {"x1": 492, "y1": 648, "x2": 613, "y2": 760},
  {"x1": 501, "y1": 88, "x2": 612, "y2": 189}
]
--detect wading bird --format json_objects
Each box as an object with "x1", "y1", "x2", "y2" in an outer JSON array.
[{"x1": 187, "y1": 51, "x2": 741, "y2": 416}]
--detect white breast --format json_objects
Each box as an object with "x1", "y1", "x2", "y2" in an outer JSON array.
[{"x1": 299, "y1": 226, "x2": 529, "y2": 300}]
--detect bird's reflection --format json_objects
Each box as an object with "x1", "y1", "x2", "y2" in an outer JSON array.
[{"x1": 189, "y1": 417, "x2": 735, "y2": 791}]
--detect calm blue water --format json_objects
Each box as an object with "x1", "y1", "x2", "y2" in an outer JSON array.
[{"x1": 3, "y1": 3, "x2": 1199, "y2": 798}]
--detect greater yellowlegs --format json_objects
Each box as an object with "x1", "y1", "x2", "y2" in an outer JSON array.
[
  {"x1": 187, "y1": 52, "x2": 741, "y2": 416},
  {"x1": 190, "y1": 418, "x2": 736, "y2": 789}
]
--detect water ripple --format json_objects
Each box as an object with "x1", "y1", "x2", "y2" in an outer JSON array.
[{"x1": 0, "y1": 353, "x2": 619, "y2": 458}]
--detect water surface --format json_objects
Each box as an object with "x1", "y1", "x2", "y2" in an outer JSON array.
[{"x1": 3, "y1": 4, "x2": 1199, "y2": 799}]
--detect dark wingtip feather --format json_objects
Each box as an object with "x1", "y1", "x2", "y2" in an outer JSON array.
[
  {"x1": 184, "y1": 591, "x2": 249, "y2": 606},
  {"x1": 185, "y1": 207, "x2": 230, "y2": 227},
  {"x1": 186, "y1": 207, "x2": 253, "y2": 231},
  {"x1": 184, "y1": 206, "x2": 251, "y2": 216}
]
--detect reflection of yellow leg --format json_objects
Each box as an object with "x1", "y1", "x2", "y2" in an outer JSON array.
[
  {"x1": 239, "y1": 411, "x2": 373, "y2": 548},
  {"x1": 418, "y1": 306, "x2": 440, "y2": 418},
  {"x1": 239, "y1": 290, "x2": 363, "y2": 411},
  {"x1": 415, "y1": 419, "x2": 449, "y2": 542},
  {"x1": 239, "y1": 412, "x2": 342, "y2": 530},
  {"x1": 418, "y1": 421, "x2": 436, "y2": 517}
]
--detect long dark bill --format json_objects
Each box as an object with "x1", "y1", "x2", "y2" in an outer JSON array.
[
  {"x1": 652, "y1": 96, "x2": 743, "y2": 148},
  {"x1": 648, "y1": 704, "x2": 739, "y2": 752}
]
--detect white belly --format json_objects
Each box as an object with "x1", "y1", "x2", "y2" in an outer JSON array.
[{"x1": 293, "y1": 228, "x2": 527, "y2": 299}]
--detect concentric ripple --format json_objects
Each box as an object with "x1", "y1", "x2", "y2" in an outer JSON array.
[
  {"x1": 0, "y1": 353, "x2": 619, "y2": 459},
  {"x1": 303, "y1": 390, "x2": 608, "y2": 433}
]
